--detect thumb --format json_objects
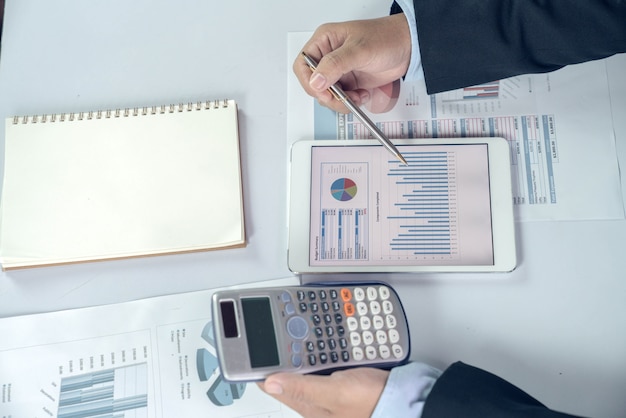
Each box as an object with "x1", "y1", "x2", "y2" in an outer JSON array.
[
  {"x1": 259, "y1": 373, "x2": 334, "y2": 416},
  {"x1": 309, "y1": 45, "x2": 367, "y2": 92}
]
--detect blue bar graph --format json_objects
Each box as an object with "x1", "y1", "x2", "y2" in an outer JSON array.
[
  {"x1": 57, "y1": 364, "x2": 148, "y2": 418},
  {"x1": 386, "y1": 151, "x2": 458, "y2": 257}
]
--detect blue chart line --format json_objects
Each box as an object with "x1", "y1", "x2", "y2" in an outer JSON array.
[{"x1": 387, "y1": 151, "x2": 457, "y2": 257}]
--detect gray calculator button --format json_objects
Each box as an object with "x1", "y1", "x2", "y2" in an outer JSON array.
[
  {"x1": 292, "y1": 354, "x2": 303, "y2": 367},
  {"x1": 328, "y1": 338, "x2": 337, "y2": 350},
  {"x1": 286, "y1": 316, "x2": 309, "y2": 340},
  {"x1": 281, "y1": 291, "x2": 292, "y2": 303},
  {"x1": 285, "y1": 302, "x2": 296, "y2": 316},
  {"x1": 292, "y1": 341, "x2": 303, "y2": 354},
  {"x1": 339, "y1": 338, "x2": 348, "y2": 349},
  {"x1": 325, "y1": 326, "x2": 334, "y2": 337}
]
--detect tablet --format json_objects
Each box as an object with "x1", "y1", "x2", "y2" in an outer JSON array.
[{"x1": 288, "y1": 138, "x2": 516, "y2": 273}]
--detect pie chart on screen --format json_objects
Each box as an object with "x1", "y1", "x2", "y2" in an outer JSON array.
[{"x1": 331, "y1": 178, "x2": 358, "y2": 201}]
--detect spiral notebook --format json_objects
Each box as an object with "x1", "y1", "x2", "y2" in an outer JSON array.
[{"x1": 0, "y1": 99, "x2": 245, "y2": 270}]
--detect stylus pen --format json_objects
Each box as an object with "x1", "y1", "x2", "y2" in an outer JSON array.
[{"x1": 301, "y1": 52, "x2": 408, "y2": 165}]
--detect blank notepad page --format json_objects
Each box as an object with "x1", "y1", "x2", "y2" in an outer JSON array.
[{"x1": 0, "y1": 100, "x2": 245, "y2": 269}]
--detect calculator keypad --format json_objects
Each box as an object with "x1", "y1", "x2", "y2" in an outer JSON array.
[{"x1": 283, "y1": 285, "x2": 405, "y2": 369}]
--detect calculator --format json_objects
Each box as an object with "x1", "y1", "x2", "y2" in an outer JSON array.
[{"x1": 211, "y1": 282, "x2": 411, "y2": 382}]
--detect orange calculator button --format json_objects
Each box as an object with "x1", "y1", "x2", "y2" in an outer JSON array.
[
  {"x1": 340, "y1": 288, "x2": 352, "y2": 302},
  {"x1": 343, "y1": 302, "x2": 355, "y2": 316}
]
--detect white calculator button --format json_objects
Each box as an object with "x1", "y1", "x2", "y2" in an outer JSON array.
[
  {"x1": 382, "y1": 300, "x2": 394, "y2": 314},
  {"x1": 362, "y1": 331, "x2": 374, "y2": 346},
  {"x1": 375, "y1": 330, "x2": 388, "y2": 345},
  {"x1": 353, "y1": 287, "x2": 365, "y2": 301},
  {"x1": 359, "y1": 316, "x2": 371, "y2": 331},
  {"x1": 366, "y1": 287, "x2": 378, "y2": 301},
  {"x1": 356, "y1": 302, "x2": 368, "y2": 316},
  {"x1": 347, "y1": 317, "x2": 359, "y2": 331},
  {"x1": 350, "y1": 332, "x2": 362, "y2": 346},
  {"x1": 379, "y1": 345, "x2": 391, "y2": 359},
  {"x1": 378, "y1": 286, "x2": 391, "y2": 300},
  {"x1": 372, "y1": 315, "x2": 385, "y2": 330},
  {"x1": 369, "y1": 301, "x2": 381, "y2": 315},
  {"x1": 391, "y1": 344, "x2": 404, "y2": 359},
  {"x1": 365, "y1": 345, "x2": 377, "y2": 360},
  {"x1": 385, "y1": 314, "x2": 397, "y2": 329},
  {"x1": 388, "y1": 329, "x2": 400, "y2": 343},
  {"x1": 352, "y1": 347, "x2": 364, "y2": 361}
]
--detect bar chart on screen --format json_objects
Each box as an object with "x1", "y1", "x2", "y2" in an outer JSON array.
[{"x1": 382, "y1": 150, "x2": 458, "y2": 261}]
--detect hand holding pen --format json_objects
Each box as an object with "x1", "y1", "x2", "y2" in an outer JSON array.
[
  {"x1": 292, "y1": 15, "x2": 411, "y2": 109},
  {"x1": 301, "y1": 52, "x2": 407, "y2": 165},
  {"x1": 293, "y1": 15, "x2": 412, "y2": 163}
]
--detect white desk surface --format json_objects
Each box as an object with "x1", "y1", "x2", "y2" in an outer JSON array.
[{"x1": 1, "y1": 1, "x2": 625, "y2": 417}]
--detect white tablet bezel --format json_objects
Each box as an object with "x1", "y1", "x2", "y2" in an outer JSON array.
[{"x1": 287, "y1": 138, "x2": 516, "y2": 274}]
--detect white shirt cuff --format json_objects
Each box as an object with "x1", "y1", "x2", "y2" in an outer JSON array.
[
  {"x1": 394, "y1": 0, "x2": 424, "y2": 82},
  {"x1": 371, "y1": 362, "x2": 441, "y2": 418}
]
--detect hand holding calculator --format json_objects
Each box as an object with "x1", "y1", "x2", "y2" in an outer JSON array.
[{"x1": 212, "y1": 282, "x2": 411, "y2": 382}]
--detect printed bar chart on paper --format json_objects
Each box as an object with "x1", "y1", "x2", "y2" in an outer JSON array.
[{"x1": 57, "y1": 364, "x2": 148, "y2": 418}]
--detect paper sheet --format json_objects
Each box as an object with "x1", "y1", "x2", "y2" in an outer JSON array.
[
  {"x1": 287, "y1": 33, "x2": 624, "y2": 222},
  {"x1": 0, "y1": 278, "x2": 301, "y2": 418}
]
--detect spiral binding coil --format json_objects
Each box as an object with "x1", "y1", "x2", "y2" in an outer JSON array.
[{"x1": 12, "y1": 99, "x2": 231, "y2": 125}]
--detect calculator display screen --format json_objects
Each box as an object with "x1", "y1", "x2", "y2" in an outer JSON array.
[{"x1": 241, "y1": 297, "x2": 280, "y2": 368}]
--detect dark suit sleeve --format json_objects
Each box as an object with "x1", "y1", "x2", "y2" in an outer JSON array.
[
  {"x1": 421, "y1": 362, "x2": 584, "y2": 418},
  {"x1": 392, "y1": 0, "x2": 626, "y2": 94}
]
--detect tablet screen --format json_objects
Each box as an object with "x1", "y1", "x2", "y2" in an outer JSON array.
[{"x1": 309, "y1": 143, "x2": 494, "y2": 267}]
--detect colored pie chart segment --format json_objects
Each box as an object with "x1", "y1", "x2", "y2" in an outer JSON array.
[{"x1": 331, "y1": 178, "x2": 358, "y2": 202}]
